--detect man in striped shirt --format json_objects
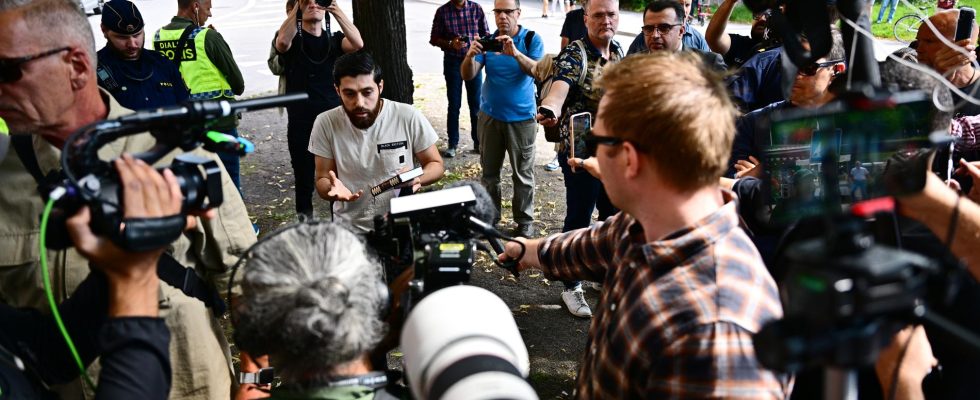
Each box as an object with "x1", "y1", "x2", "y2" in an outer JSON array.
[
  {"x1": 430, "y1": 0, "x2": 489, "y2": 158},
  {"x1": 502, "y1": 52, "x2": 792, "y2": 398}
]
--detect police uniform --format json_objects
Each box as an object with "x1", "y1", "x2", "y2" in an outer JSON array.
[
  {"x1": 97, "y1": 0, "x2": 189, "y2": 110},
  {"x1": 0, "y1": 91, "x2": 256, "y2": 400},
  {"x1": 154, "y1": 16, "x2": 246, "y2": 190}
]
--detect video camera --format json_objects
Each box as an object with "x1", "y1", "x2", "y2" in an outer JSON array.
[
  {"x1": 43, "y1": 93, "x2": 307, "y2": 252},
  {"x1": 365, "y1": 183, "x2": 521, "y2": 310}
]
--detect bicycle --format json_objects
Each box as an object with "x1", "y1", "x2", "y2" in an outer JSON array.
[{"x1": 893, "y1": 13, "x2": 923, "y2": 43}]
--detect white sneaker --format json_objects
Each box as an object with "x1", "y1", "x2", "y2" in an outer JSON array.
[{"x1": 561, "y1": 288, "x2": 592, "y2": 318}]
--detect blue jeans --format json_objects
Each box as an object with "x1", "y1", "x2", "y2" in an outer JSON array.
[
  {"x1": 876, "y1": 0, "x2": 898, "y2": 22},
  {"x1": 217, "y1": 128, "x2": 242, "y2": 195},
  {"x1": 559, "y1": 152, "x2": 617, "y2": 289},
  {"x1": 444, "y1": 55, "x2": 482, "y2": 149}
]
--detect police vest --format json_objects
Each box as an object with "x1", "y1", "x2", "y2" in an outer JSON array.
[{"x1": 153, "y1": 26, "x2": 235, "y2": 100}]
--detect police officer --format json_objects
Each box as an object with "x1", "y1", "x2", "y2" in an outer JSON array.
[
  {"x1": 154, "y1": 0, "x2": 245, "y2": 190},
  {"x1": 98, "y1": 0, "x2": 189, "y2": 110}
]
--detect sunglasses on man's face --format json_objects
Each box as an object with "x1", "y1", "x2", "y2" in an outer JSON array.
[
  {"x1": 583, "y1": 130, "x2": 626, "y2": 156},
  {"x1": 797, "y1": 59, "x2": 843, "y2": 76},
  {"x1": 0, "y1": 47, "x2": 71, "y2": 84}
]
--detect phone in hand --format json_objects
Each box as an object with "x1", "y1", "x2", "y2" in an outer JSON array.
[
  {"x1": 538, "y1": 106, "x2": 556, "y2": 120},
  {"x1": 955, "y1": 7, "x2": 975, "y2": 41},
  {"x1": 569, "y1": 112, "x2": 591, "y2": 166}
]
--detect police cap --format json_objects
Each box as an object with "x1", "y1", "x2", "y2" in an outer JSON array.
[{"x1": 101, "y1": 0, "x2": 145, "y2": 35}]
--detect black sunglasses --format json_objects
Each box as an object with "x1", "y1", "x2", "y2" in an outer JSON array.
[
  {"x1": 583, "y1": 130, "x2": 626, "y2": 156},
  {"x1": 641, "y1": 23, "x2": 683, "y2": 36},
  {"x1": 798, "y1": 59, "x2": 843, "y2": 76},
  {"x1": 0, "y1": 47, "x2": 71, "y2": 83}
]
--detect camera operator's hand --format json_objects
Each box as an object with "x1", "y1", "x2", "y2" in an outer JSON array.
[
  {"x1": 933, "y1": 39, "x2": 977, "y2": 76},
  {"x1": 875, "y1": 325, "x2": 936, "y2": 400},
  {"x1": 326, "y1": 170, "x2": 363, "y2": 201},
  {"x1": 734, "y1": 156, "x2": 763, "y2": 179},
  {"x1": 498, "y1": 237, "x2": 543, "y2": 272},
  {"x1": 536, "y1": 105, "x2": 560, "y2": 128},
  {"x1": 499, "y1": 35, "x2": 519, "y2": 57},
  {"x1": 465, "y1": 37, "x2": 484, "y2": 59},
  {"x1": 66, "y1": 155, "x2": 194, "y2": 317},
  {"x1": 955, "y1": 159, "x2": 980, "y2": 204},
  {"x1": 394, "y1": 165, "x2": 422, "y2": 193},
  {"x1": 884, "y1": 148, "x2": 936, "y2": 197}
]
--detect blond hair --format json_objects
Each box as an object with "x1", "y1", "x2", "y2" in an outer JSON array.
[{"x1": 597, "y1": 52, "x2": 736, "y2": 191}]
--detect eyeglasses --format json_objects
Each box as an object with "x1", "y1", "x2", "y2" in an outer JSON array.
[
  {"x1": 492, "y1": 8, "x2": 518, "y2": 15},
  {"x1": 641, "y1": 23, "x2": 683, "y2": 36},
  {"x1": 798, "y1": 59, "x2": 843, "y2": 76},
  {"x1": 0, "y1": 47, "x2": 71, "y2": 83},
  {"x1": 587, "y1": 11, "x2": 618, "y2": 20},
  {"x1": 583, "y1": 130, "x2": 626, "y2": 156}
]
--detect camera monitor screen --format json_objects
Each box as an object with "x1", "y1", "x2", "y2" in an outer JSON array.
[{"x1": 761, "y1": 91, "x2": 936, "y2": 225}]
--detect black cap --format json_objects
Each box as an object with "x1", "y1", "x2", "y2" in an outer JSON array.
[{"x1": 101, "y1": 0, "x2": 144, "y2": 35}]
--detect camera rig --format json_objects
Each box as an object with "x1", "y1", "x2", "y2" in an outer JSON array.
[
  {"x1": 365, "y1": 184, "x2": 522, "y2": 313},
  {"x1": 45, "y1": 93, "x2": 307, "y2": 252}
]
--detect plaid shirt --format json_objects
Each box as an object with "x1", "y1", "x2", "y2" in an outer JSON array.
[
  {"x1": 429, "y1": 0, "x2": 489, "y2": 58},
  {"x1": 538, "y1": 191, "x2": 792, "y2": 399},
  {"x1": 950, "y1": 114, "x2": 980, "y2": 152}
]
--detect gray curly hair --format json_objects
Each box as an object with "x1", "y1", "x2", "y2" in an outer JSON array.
[{"x1": 233, "y1": 222, "x2": 387, "y2": 380}]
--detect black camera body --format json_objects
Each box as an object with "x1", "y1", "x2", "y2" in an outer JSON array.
[
  {"x1": 314, "y1": 0, "x2": 333, "y2": 8},
  {"x1": 477, "y1": 35, "x2": 503, "y2": 53}
]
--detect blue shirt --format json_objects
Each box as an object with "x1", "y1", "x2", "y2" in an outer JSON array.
[
  {"x1": 474, "y1": 27, "x2": 544, "y2": 122},
  {"x1": 728, "y1": 100, "x2": 791, "y2": 177},
  {"x1": 627, "y1": 22, "x2": 709, "y2": 55},
  {"x1": 96, "y1": 46, "x2": 189, "y2": 111},
  {"x1": 728, "y1": 47, "x2": 785, "y2": 113}
]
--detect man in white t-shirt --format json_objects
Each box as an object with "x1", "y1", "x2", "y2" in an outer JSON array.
[
  {"x1": 309, "y1": 51, "x2": 445, "y2": 232},
  {"x1": 849, "y1": 160, "x2": 870, "y2": 201}
]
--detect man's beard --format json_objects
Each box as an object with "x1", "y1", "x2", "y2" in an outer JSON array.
[{"x1": 345, "y1": 99, "x2": 383, "y2": 130}]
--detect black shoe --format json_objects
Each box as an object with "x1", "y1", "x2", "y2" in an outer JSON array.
[
  {"x1": 515, "y1": 223, "x2": 534, "y2": 238},
  {"x1": 443, "y1": 147, "x2": 457, "y2": 158}
]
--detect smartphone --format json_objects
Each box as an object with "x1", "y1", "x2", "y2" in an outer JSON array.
[
  {"x1": 538, "y1": 106, "x2": 556, "y2": 120},
  {"x1": 955, "y1": 7, "x2": 975, "y2": 41},
  {"x1": 569, "y1": 112, "x2": 591, "y2": 160}
]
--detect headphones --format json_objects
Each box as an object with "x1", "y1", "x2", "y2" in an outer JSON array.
[{"x1": 226, "y1": 219, "x2": 392, "y2": 326}]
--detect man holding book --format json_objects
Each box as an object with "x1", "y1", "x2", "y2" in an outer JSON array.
[{"x1": 310, "y1": 52, "x2": 445, "y2": 232}]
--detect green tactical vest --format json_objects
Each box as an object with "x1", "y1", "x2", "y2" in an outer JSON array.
[{"x1": 153, "y1": 26, "x2": 235, "y2": 100}]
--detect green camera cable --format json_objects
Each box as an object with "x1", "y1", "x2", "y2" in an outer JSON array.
[{"x1": 40, "y1": 189, "x2": 96, "y2": 391}]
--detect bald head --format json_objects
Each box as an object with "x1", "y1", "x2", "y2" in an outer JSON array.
[{"x1": 916, "y1": 9, "x2": 979, "y2": 71}]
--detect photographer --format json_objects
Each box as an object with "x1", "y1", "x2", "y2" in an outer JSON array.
[
  {"x1": 461, "y1": 0, "x2": 544, "y2": 237},
  {"x1": 0, "y1": 0, "x2": 256, "y2": 398},
  {"x1": 272, "y1": 0, "x2": 362, "y2": 220},
  {"x1": 0, "y1": 155, "x2": 205, "y2": 399},
  {"x1": 916, "y1": 10, "x2": 980, "y2": 117},
  {"x1": 505, "y1": 52, "x2": 790, "y2": 399},
  {"x1": 233, "y1": 222, "x2": 403, "y2": 399}
]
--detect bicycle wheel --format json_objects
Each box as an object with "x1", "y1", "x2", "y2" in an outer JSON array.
[{"x1": 893, "y1": 14, "x2": 923, "y2": 44}]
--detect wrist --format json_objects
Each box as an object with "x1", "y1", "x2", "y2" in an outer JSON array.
[{"x1": 107, "y1": 274, "x2": 159, "y2": 317}]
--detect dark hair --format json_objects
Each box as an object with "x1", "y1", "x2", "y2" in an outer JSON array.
[
  {"x1": 645, "y1": 0, "x2": 684, "y2": 24},
  {"x1": 333, "y1": 51, "x2": 383, "y2": 86}
]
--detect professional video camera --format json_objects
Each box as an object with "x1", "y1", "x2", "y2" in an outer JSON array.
[
  {"x1": 740, "y1": 0, "x2": 980, "y2": 396},
  {"x1": 365, "y1": 182, "x2": 522, "y2": 308},
  {"x1": 42, "y1": 93, "x2": 307, "y2": 252}
]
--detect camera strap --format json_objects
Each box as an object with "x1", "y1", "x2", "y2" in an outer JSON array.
[{"x1": 12, "y1": 136, "x2": 227, "y2": 315}]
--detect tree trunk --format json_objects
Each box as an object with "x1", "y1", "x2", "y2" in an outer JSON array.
[{"x1": 352, "y1": 0, "x2": 414, "y2": 104}]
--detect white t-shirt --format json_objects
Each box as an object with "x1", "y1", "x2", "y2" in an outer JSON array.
[
  {"x1": 850, "y1": 166, "x2": 869, "y2": 181},
  {"x1": 308, "y1": 100, "x2": 438, "y2": 233}
]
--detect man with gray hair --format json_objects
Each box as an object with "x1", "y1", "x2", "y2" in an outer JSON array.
[
  {"x1": 0, "y1": 0, "x2": 255, "y2": 398},
  {"x1": 234, "y1": 222, "x2": 400, "y2": 399}
]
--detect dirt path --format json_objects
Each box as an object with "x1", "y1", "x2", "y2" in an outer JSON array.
[{"x1": 237, "y1": 73, "x2": 597, "y2": 398}]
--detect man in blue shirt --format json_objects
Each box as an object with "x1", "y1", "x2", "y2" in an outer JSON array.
[
  {"x1": 462, "y1": 0, "x2": 544, "y2": 237},
  {"x1": 627, "y1": 0, "x2": 709, "y2": 54},
  {"x1": 96, "y1": 0, "x2": 189, "y2": 110}
]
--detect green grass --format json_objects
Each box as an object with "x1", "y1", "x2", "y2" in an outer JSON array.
[{"x1": 724, "y1": 0, "x2": 980, "y2": 40}]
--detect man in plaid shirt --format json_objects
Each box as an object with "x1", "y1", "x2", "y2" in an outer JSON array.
[
  {"x1": 430, "y1": 0, "x2": 489, "y2": 158},
  {"x1": 503, "y1": 52, "x2": 792, "y2": 398}
]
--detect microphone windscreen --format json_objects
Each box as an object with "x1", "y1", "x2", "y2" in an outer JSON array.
[{"x1": 441, "y1": 181, "x2": 499, "y2": 224}]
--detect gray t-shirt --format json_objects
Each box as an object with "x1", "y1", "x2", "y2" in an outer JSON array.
[
  {"x1": 850, "y1": 166, "x2": 869, "y2": 181},
  {"x1": 309, "y1": 100, "x2": 438, "y2": 232}
]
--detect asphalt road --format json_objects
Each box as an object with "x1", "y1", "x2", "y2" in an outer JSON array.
[{"x1": 87, "y1": 0, "x2": 902, "y2": 97}]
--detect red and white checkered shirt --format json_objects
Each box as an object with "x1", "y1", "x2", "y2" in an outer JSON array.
[{"x1": 538, "y1": 191, "x2": 792, "y2": 399}]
